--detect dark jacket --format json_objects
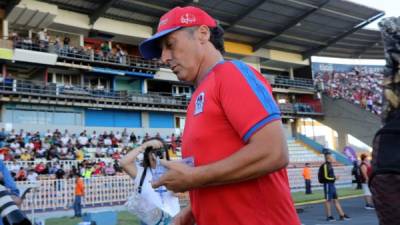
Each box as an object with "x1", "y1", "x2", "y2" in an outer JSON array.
[{"x1": 321, "y1": 162, "x2": 336, "y2": 183}]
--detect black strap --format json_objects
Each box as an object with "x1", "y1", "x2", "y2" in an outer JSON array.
[{"x1": 137, "y1": 166, "x2": 148, "y2": 194}]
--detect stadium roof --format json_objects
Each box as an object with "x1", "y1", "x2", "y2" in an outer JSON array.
[{"x1": 34, "y1": 0, "x2": 385, "y2": 59}]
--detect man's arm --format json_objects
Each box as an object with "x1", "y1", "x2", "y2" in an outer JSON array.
[
  {"x1": 0, "y1": 161, "x2": 19, "y2": 196},
  {"x1": 153, "y1": 120, "x2": 288, "y2": 192}
]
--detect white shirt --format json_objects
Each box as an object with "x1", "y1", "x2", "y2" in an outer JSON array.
[
  {"x1": 10, "y1": 142, "x2": 20, "y2": 150},
  {"x1": 26, "y1": 142, "x2": 34, "y2": 150},
  {"x1": 61, "y1": 136, "x2": 70, "y2": 145},
  {"x1": 78, "y1": 136, "x2": 88, "y2": 145},
  {"x1": 134, "y1": 163, "x2": 180, "y2": 217},
  {"x1": 27, "y1": 172, "x2": 38, "y2": 182},
  {"x1": 104, "y1": 138, "x2": 112, "y2": 146}
]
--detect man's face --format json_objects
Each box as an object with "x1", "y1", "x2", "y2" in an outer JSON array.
[
  {"x1": 160, "y1": 27, "x2": 205, "y2": 82},
  {"x1": 326, "y1": 154, "x2": 334, "y2": 163}
]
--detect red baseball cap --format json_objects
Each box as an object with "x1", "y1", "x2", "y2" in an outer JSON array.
[{"x1": 139, "y1": 6, "x2": 217, "y2": 59}]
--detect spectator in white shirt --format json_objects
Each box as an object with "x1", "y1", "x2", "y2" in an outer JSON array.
[{"x1": 27, "y1": 170, "x2": 38, "y2": 182}]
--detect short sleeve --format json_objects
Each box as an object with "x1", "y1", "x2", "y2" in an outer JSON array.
[{"x1": 217, "y1": 60, "x2": 281, "y2": 142}]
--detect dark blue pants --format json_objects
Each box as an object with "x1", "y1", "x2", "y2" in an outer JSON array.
[
  {"x1": 73, "y1": 195, "x2": 82, "y2": 217},
  {"x1": 305, "y1": 179, "x2": 312, "y2": 194}
]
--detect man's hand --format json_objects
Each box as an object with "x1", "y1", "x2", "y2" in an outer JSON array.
[
  {"x1": 11, "y1": 195, "x2": 22, "y2": 207},
  {"x1": 142, "y1": 139, "x2": 164, "y2": 150},
  {"x1": 171, "y1": 206, "x2": 195, "y2": 225},
  {"x1": 152, "y1": 160, "x2": 197, "y2": 193}
]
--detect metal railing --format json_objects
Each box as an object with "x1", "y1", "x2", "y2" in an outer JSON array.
[
  {"x1": 19, "y1": 175, "x2": 134, "y2": 212},
  {"x1": 264, "y1": 74, "x2": 315, "y2": 90},
  {"x1": 278, "y1": 103, "x2": 323, "y2": 115},
  {"x1": 13, "y1": 40, "x2": 163, "y2": 70},
  {"x1": 4, "y1": 160, "x2": 79, "y2": 171},
  {"x1": 15, "y1": 166, "x2": 352, "y2": 213},
  {"x1": 0, "y1": 79, "x2": 190, "y2": 107}
]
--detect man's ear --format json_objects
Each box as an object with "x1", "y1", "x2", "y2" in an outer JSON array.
[{"x1": 197, "y1": 25, "x2": 211, "y2": 44}]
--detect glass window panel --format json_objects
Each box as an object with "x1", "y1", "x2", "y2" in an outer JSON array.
[
  {"x1": 13, "y1": 110, "x2": 37, "y2": 124},
  {"x1": 53, "y1": 112, "x2": 75, "y2": 125}
]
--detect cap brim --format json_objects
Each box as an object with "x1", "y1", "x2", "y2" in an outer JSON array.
[{"x1": 139, "y1": 27, "x2": 181, "y2": 59}]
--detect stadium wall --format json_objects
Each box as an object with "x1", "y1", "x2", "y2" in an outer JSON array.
[
  {"x1": 149, "y1": 112, "x2": 174, "y2": 128},
  {"x1": 318, "y1": 95, "x2": 381, "y2": 150}
]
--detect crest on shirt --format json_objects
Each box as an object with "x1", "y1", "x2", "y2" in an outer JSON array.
[{"x1": 194, "y1": 92, "x2": 205, "y2": 115}]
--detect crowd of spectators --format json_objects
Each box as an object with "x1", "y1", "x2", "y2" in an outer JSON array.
[
  {"x1": 314, "y1": 66, "x2": 383, "y2": 115},
  {"x1": 0, "y1": 128, "x2": 182, "y2": 181},
  {"x1": 10, "y1": 29, "x2": 129, "y2": 65}
]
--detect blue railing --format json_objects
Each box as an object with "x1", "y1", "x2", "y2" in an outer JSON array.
[{"x1": 296, "y1": 134, "x2": 351, "y2": 165}]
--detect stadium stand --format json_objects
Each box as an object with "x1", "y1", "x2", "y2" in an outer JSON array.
[{"x1": 314, "y1": 65, "x2": 383, "y2": 115}]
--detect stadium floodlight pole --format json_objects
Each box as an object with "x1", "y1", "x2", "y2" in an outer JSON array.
[
  {"x1": 252, "y1": 0, "x2": 330, "y2": 52},
  {"x1": 301, "y1": 11, "x2": 385, "y2": 60}
]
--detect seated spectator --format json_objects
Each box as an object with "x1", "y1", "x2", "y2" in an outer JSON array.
[
  {"x1": 35, "y1": 162, "x2": 46, "y2": 175},
  {"x1": 16, "y1": 167, "x2": 27, "y2": 181},
  {"x1": 111, "y1": 150, "x2": 121, "y2": 160},
  {"x1": 27, "y1": 169, "x2": 38, "y2": 182},
  {"x1": 55, "y1": 165, "x2": 65, "y2": 179},
  {"x1": 104, "y1": 163, "x2": 115, "y2": 176},
  {"x1": 78, "y1": 133, "x2": 89, "y2": 148},
  {"x1": 76, "y1": 148, "x2": 84, "y2": 161},
  {"x1": 20, "y1": 150, "x2": 31, "y2": 161}
]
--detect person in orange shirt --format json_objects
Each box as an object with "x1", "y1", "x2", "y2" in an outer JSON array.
[
  {"x1": 302, "y1": 163, "x2": 312, "y2": 194},
  {"x1": 73, "y1": 174, "x2": 85, "y2": 217}
]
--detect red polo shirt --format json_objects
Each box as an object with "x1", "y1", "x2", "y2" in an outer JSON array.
[{"x1": 182, "y1": 60, "x2": 300, "y2": 225}]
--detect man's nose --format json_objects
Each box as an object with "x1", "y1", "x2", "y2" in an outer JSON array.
[{"x1": 160, "y1": 49, "x2": 171, "y2": 65}]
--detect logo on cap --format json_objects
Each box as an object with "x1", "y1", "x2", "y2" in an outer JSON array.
[{"x1": 180, "y1": 13, "x2": 196, "y2": 24}]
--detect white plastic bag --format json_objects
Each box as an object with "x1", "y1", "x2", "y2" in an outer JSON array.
[{"x1": 125, "y1": 191, "x2": 171, "y2": 225}]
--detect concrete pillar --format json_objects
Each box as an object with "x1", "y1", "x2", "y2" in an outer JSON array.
[
  {"x1": 290, "y1": 118, "x2": 297, "y2": 138},
  {"x1": 52, "y1": 73, "x2": 56, "y2": 83},
  {"x1": 2, "y1": 20, "x2": 8, "y2": 40},
  {"x1": 80, "y1": 73, "x2": 84, "y2": 86},
  {"x1": 142, "y1": 79, "x2": 148, "y2": 94},
  {"x1": 337, "y1": 131, "x2": 348, "y2": 152},
  {"x1": 289, "y1": 67, "x2": 294, "y2": 80},
  {"x1": 44, "y1": 68, "x2": 48, "y2": 84},
  {"x1": 79, "y1": 34, "x2": 84, "y2": 47},
  {"x1": 141, "y1": 111, "x2": 149, "y2": 128},
  {"x1": 2, "y1": 64, "x2": 6, "y2": 77},
  {"x1": 28, "y1": 29, "x2": 32, "y2": 39}
]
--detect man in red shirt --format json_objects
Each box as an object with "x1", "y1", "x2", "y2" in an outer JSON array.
[{"x1": 139, "y1": 6, "x2": 300, "y2": 225}]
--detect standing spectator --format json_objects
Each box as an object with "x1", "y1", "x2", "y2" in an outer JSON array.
[
  {"x1": 73, "y1": 174, "x2": 84, "y2": 217},
  {"x1": 319, "y1": 152, "x2": 351, "y2": 221},
  {"x1": 54, "y1": 35, "x2": 61, "y2": 50},
  {"x1": 63, "y1": 36, "x2": 70, "y2": 50},
  {"x1": 38, "y1": 29, "x2": 48, "y2": 50},
  {"x1": 360, "y1": 154, "x2": 374, "y2": 210},
  {"x1": 351, "y1": 161, "x2": 362, "y2": 189},
  {"x1": 100, "y1": 42, "x2": 110, "y2": 60},
  {"x1": 115, "y1": 44, "x2": 126, "y2": 64},
  {"x1": 141, "y1": 6, "x2": 300, "y2": 225},
  {"x1": 302, "y1": 163, "x2": 312, "y2": 194}
]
